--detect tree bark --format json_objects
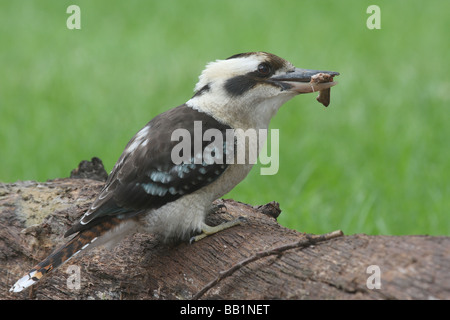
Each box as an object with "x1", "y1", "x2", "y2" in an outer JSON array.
[{"x1": 1, "y1": 176, "x2": 449, "y2": 300}]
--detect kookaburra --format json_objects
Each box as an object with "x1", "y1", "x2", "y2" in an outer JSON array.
[{"x1": 10, "y1": 52, "x2": 338, "y2": 293}]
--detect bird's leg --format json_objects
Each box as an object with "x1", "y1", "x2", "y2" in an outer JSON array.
[{"x1": 190, "y1": 216, "x2": 247, "y2": 243}]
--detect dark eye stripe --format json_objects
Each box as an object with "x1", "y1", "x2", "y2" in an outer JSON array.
[{"x1": 224, "y1": 75, "x2": 257, "y2": 96}]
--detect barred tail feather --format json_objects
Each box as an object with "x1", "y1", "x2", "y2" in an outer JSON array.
[{"x1": 10, "y1": 217, "x2": 122, "y2": 293}]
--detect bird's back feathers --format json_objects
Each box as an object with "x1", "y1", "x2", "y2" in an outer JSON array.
[{"x1": 66, "y1": 104, "x2": 233, "y2": 237}]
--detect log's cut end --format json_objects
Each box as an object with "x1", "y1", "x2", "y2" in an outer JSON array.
[
  {"x1": 1, "y1": 177, "x2": 449, "y2": 300},
  {"x1": 70, "y1": 157, "x2": 108, "y2": 181}
]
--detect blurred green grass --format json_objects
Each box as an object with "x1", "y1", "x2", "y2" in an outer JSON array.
[{"x1": 1, "y1": 0, "x2": 449, "y2": 235}]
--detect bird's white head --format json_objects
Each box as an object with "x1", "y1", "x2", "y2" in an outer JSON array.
[{"x1": 186, "y1": 52, "x2": 338, "y2": 130}]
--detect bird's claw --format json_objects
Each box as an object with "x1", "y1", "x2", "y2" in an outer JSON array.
[{"x1": 189, "y1": 215, "x2": 247, "y2": 244}]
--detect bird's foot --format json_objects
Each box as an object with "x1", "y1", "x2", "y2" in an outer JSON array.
[
  {"x1": 189, "y1": 216, "x2": 247, "y2": 244},
  {"x1": 209, "y1": 202, "x2": 227, "y2": 214}
]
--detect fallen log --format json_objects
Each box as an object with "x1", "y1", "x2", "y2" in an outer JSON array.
[{"x1": 0, "y1": 161, "x2": 449, "y2": 300}]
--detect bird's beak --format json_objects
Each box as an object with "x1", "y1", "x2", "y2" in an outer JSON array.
[{"x1": 271, "y1": 68, "x2": 339, "y2": 94}]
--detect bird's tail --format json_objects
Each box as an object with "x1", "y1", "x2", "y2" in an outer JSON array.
[{"x1": 10, "y1": 217, "x2": 122, "y2": 293}]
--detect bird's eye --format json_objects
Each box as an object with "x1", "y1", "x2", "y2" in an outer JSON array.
[{"x1": 257, "y1": 63, "x2": 271, "y2": 76}]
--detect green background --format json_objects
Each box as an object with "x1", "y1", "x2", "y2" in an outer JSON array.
[{"x1": 1, "y1": 1, "x2": 449, "y2": 235}]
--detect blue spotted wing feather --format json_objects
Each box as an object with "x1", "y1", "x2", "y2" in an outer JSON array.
[{"x1": 65, "y1": 105, "x2": 233, "y2": 237}]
